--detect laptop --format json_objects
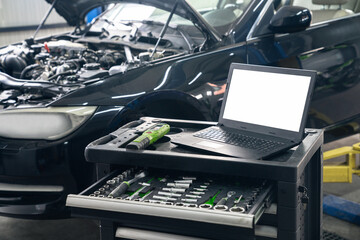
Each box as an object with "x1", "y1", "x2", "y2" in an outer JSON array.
[{"x1": 171, "y1": 63, "x2": 316, "y2": 159}]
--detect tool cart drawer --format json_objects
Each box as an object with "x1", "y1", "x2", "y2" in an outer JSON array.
[{"x1": 67, "y1": 168, "x2": 276, "y2": 240}]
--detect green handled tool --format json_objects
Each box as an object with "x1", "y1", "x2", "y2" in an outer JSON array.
[
  {"x1": 126, "y1": 123, "x2": 170, "y2": 150},
  {"x1": 205, "y1": 190, "x2": 222, "y2": 206},
  {"x1": 199, "y1": 190, "x2": 222, "y2": 209}
]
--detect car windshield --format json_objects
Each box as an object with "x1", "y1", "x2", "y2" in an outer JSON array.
[
  {"x1": 91, "y1": 0, "x2": 252, "y2": 39},
  {"x1": 90, "y1": 3, "x2": 206, "y2": 47},
  {"x1": 188, "y1": 0, "x2": 253, "y2": 32}
]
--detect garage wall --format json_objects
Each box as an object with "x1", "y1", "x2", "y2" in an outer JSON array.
[{"x1": 0, "y1": 0, "x2": 73, "y2": 46}]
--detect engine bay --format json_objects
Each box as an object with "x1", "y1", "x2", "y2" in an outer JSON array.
[{"x1": 0, "y1": 35, "x2": 186, "y2": 109}]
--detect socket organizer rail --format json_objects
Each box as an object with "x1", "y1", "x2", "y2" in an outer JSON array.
[{"x1": 66, "y1": 117, "x2": 323, "y2": 240}]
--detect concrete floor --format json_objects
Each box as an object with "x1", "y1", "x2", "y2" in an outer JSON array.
[
  {"x1": 0, "y1": 217, "x2": 100, "y2": 240},
  {"x1": 322, "y1": 134, "x2": 360, "y2": 240},
  {"x1": 323, "y1": 176, "x2": 360, "y2": 239},
  {"x1": 0, "y1": 135, "x2": 360, "y2": 240}
]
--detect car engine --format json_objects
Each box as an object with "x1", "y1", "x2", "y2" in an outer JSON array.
[{"x1": 0, "y1": 38, "x2": 180, "y2": 109}]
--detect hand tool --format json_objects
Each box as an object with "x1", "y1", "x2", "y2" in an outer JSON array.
[
  {"x1": 193, "y1": 188, "x2": 207, "y2": 192},
  {"x1": 182, "y1": 177, "x2": 197, "y2": 180},
  {"x1": 98, "y1": 187, "x2": 106, "y2": 193},
  {"x1": 125, "y1": 169, "x2": 134, "y2": 177},
  {"x1": 107, "y1": 119, "x2": 158, "y2": 147},
  {"x1": 106, "y1": 180, "x2": 116, "y2": 187},
  {"x1": 126, "y1": 123, "x2": 170, "y2": 150},
  {"x1": 126, "y1": 185, "x2": 147, "y2": 200},
  {"x1": 234, "y1": 195, "x2": 243, "y2": 204},
  {"x1": 158, "y1": 177, "x2": 168, "y2": 182},
  {"x1": 230, "y1": 195, "x2": 245, "y2": 213},
  {"x1": 162, "y1": 188, "x2": 186, "y2": 193},
  {"x1": 138, "y1": 182, "x2": 151, "y2": 187},
  {"x1": 153, "y1": 195, "x2": 177, "y2": 201},
  {"x1": 216, "y1": 191, "x2": 236, "y2": 206},
  {"x1": 186, "y1": 204, "x2": 198, "y2": 208},
  {"x1": 112, "y1": 177, "x2": 121, "y2": 184},
  {"x1": 116, "y1": 175, "x2": 124, "y2": 182},
  {"x1": 121, "y1": 171, "x2": 128, "y2": 179},
  {"x1": 108, "y1": 171, "x2": 147, "y2": 198},
  {"x1": 167, "y1": 183, "x2": 190, "y2": 188},
  {"x1": 125, "y1": 177, "x2": 154, "y2": 200},
  {"x1": 174, "y1": 202, "x2": 185, "y2": 207},
  {"x1": 185, "y1": 194, "x2": 201, "y2": 199},
  {"x1": 199, "y1": 190, "x2": 221, "y2": 209},
  {"x1": 190, "y1": 191, "x2": 205, "y2": 195},
  {"x1": 147, "y1": 200, "x2": 173, "y2": 205},
  {"x1": 214, "y1": 191, "x2": 236, "y2": 211},
  {"x1": 181, "y1": 198, "x2": 198, "y2": 203},
  {"x1": 136, "y1": 190, "x2": 154, "y2": 202},
  {"x1": 174, "y1": 180, "x2": 193, "y2": 184},
  {"x1": 229, "y1": 206, "x2": 246, "y2": 213},
  {"x1": 158, "y1": 191, "x2": 182, "y2": 197}
]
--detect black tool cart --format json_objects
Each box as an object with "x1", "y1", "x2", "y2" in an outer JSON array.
[{"x1": 66, "y1": 117, "x2": 323, "y2": 240}]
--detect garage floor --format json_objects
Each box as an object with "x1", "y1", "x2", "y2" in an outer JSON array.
[
  {"x1": 322, "y1": 134, "x2": 360, "y2": 240},
  {"x1": 0, "y1": 135, "x2": 359, "y2": 240}
]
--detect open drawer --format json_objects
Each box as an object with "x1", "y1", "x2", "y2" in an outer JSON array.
[{"x1": 67, "y1": 168, "x2": 276, "y2": 240}]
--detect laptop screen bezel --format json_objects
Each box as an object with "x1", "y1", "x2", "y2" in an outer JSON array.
[{"x1": 218, "y1": 63, "x2": 316, "y2": 142}]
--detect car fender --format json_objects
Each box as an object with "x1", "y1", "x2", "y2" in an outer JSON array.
[{"x1": 107, "y1": 89, "x2": 213, "y2": 131}]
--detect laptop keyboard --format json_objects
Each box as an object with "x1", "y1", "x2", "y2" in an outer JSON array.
[{"x1": 194, "y1": 128, "x2": 285, "y2": 152}]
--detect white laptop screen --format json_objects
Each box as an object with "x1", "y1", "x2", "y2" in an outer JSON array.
[{"x1": 222, "y1": 68, "x2": 312, "y2": 132}]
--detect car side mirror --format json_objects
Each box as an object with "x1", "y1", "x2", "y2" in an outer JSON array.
[{"x1": 269, "y1": 6, "x2": 312, "y2": 33}]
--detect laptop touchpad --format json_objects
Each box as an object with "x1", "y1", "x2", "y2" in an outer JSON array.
[{"x1": 196, "y1": 141, "x2": 223, "y2": 149}]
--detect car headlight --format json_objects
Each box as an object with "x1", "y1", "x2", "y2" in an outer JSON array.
[{"x1": 0, "y1": 106, "x2": 97, "y2": 140}]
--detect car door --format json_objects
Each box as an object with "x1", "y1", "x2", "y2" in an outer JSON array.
[{"x1": 245, "y1": 0, "x2": 360, "y2": 141}]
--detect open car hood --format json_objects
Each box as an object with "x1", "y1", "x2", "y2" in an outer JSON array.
[{"x1": 45, "y1": 0, "x2": 221, "y2": 42}]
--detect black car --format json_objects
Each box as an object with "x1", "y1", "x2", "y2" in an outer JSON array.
[{"x1": 0, "y1": 0, "x2": 360, "y2": 218}]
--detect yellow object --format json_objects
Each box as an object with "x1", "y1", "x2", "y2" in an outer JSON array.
[{"x1": 323, "y1": 142, "x2": 360, "y2": 183}]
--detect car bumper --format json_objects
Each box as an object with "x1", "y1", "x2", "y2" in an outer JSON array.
[
  {"x1": 0, "y1": 137, "x2": 79, "y2": 218},
  {"x1": 0, "y1": 182, "x2": 68, "y2": 218},
  {"x1": 0, "y1": 106, "x2": 123, "y2": 218}
]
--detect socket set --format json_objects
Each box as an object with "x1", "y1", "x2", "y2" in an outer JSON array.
[{"x1": 85, "y1": 168, "x2": 274, "y2": 215}]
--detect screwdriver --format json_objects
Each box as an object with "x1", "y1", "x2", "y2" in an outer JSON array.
[
  {"x1": 126, "y1": 123, "x2": 170, "y2": 150},
  {"x1": 108, "y1": 171, "x2": 147, "y2": 198}
]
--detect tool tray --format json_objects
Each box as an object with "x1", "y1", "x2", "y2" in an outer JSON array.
[
  {"x1": 66, "y1": 117, "x2": 323, "y2": 240},
  {"x1": 83, "y1": 117, "x2": 321, "y2": 182}
]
